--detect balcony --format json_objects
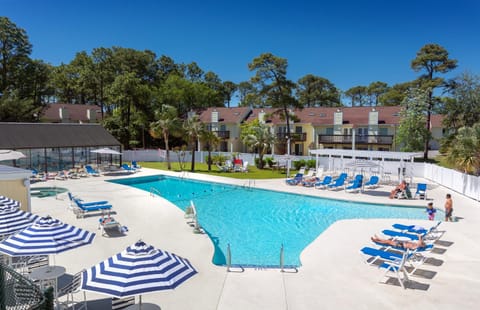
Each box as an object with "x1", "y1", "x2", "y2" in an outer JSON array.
[
  {"x1": 277, "y1": 132, "x2": 307, "y2": 142},
  {"x1": 214, "y1": 130, "x2": 230, "y2": 139},
  {"x1": 318, "y1": 134, "x2": 394, "y2": 145}
]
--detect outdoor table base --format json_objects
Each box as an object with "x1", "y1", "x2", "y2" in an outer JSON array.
[{"x1": 29, "y1": 265, "x2": 66, "y2": 308}]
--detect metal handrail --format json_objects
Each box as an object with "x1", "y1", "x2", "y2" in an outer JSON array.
[
  {"x1": 149, "y1": 187, "x2": 161, "y2": 197},
  {"x1": 0, "y1": 261, "x2": 47, "y2": 309}
]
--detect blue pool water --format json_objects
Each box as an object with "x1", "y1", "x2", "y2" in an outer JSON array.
[{"x1": 109, "y1": 175, "x2": 427, "y2": 268}]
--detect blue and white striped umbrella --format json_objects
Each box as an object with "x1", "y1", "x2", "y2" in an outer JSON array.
[
  {"x1": 81, "y1": 240, "x2": 197, "y2": 302},
  {"x1": 0, "y1": 195, "x2": 21, "y2": 208},
  {"x1": 0, "y1": 205, "x2": 40, "y2": 238},
  {"x1": 0, "y1": 216, "x2": 95, "y2": 256}
]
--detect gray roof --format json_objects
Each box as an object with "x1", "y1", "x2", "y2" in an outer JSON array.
[{"x1": 0, "y1": 123, "x2": 121, "y2": 149}]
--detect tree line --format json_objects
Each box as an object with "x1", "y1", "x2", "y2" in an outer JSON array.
[{"x1": 1, "y1": 16, "x2": 480, "y2": 174}]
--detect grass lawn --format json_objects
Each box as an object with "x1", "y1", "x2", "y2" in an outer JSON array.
[{"x1": 140, "y1": 162, "x2": 291, "y2": 179}]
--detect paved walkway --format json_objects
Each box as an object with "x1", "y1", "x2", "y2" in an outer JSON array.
[{"x1": 30, "y1": 168, "x2": 480, "y2": 309}]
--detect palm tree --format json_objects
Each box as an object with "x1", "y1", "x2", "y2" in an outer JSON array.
[
  {"x1": 242, "y1": 123, "x2": 276, "y2": 169},
  {"x1": 183, "y1": 115, "x2": 204, "y2": 172},
  {"x1": 149, "y1": 105, "x2": 181, "y2": 170},
  {"x1": 200, "y1": 129, "x2": 220, "y2": 171},
  {"x1": 446, "y1": 123, "x2": 480, "y2": 174}
]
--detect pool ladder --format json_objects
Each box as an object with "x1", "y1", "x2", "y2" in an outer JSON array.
[
  {"x1": 226, "y1": 243, "x2": 297, "y2": 273},
  {"x1": 243, "y1": 179, "x2": 255, "y2": 189},
  {"x1": 149, "y1": 187, "x2": 161, "y2": 197}
]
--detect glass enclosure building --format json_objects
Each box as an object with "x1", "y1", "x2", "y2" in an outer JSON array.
[{"x1": 0, "y1": 123, "x2": 122, "y2": 172}]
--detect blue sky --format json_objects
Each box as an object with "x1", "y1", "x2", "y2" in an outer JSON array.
[{"x1": 3, "y1": 0, "x2": 480, "y2": 94}]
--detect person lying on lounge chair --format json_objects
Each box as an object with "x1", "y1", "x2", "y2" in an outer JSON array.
[
  {"x1": 371, "y1": 234, "x2": 426, "y2": 250},
  {"x1": 389, "y1": 180, "x2": 407, "y2": 199}
]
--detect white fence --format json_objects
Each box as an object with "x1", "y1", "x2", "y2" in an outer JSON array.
[
  {"x1": 123, "y1": 149, "x2": 480, "y2": 201},
  {"x1": 424, "y1": 163, "x2": 480, "y2": 201}
]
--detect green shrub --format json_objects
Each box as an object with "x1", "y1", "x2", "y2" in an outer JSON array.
[
  {"x1": 211, "y1": 154, "x2": 228, "y2": 165},
  {"x1": 306, "y1": 159, "x2": 316, "y2": 169},
  {"x1": 293, "y1": 159, "x2": 306, "y2": 170},
  {"x1": 265, "y1": 156, "x2": 275, "y2": 167}
]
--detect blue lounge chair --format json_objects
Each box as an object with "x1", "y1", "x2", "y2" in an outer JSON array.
[
  {"x1": 369, "y1": 235, "x2": 435, "y2": 253},
  {"x1": 382, "y1": 227, "x2": 443, "y2": 242},
  {"x1": 286, "y1": 173, "x2": 303, "y2": 186},
  {"x1": 121, "y1": 164, "x2": 136, "y2": 173},
  {"x1": 385, "y1": 222, "x2": 443, "y2": 242},
  {"x1": 131, "y1": 161, "x2": 141, "y2": 169},
  {"x1": 391, "y1": 221, "x2": 441, "y2": 235},
  {"x1": 68, "y1": 192, "x2": 109, "y2": 206},
  {"x1": 345, "y1": 175, "x2": 363, "y2": 192},
  {"x1": 72, "y1": 199, "x2": 112, "y2": 218},
  {"x1": 314, "y1": 175, "x2": 332, "y2": 189},
  {"x1": 361, "y1": 247, "x2": 411, "y2": 289},
  {"x1": 364, "y1": 175, "x2": 380, "y2": 189},
  {"x1": 85, "y1": 165, "x2": 100, "y2": 176},
  {"x1": 381, "y1": 229, "x2": 423, "y2": 240},
  {"x1": 327, "y1": 173, "x2": 347, "y2": 190},
  {"x1": 414, "y1": 183, "x2": 427, "y2": 199}
]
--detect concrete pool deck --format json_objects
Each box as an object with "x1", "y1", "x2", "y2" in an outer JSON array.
[{"x1": 30, "y1": 168, "x2": 480, "y2": 309}]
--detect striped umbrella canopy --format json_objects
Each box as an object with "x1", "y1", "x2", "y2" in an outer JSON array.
[
  {"x1": 0, "y1": 195, "x2": 21, "y2": 208},
  {"x1": 81, "y1": 240, "x2": 197, "y2": 306},
  {"x1": 0, "y1": 216, "x2": 96, "y2": 256},
  {"x1": 0, "y1": 205, "x2": 40, "y2": 238}
]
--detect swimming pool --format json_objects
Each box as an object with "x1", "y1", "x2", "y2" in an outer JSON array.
[{"x1": 110, "y1": 175, "x2": 427, "y2": 268}]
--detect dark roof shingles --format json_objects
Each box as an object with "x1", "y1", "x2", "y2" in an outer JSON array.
[{"x1": 0, "y1": 123, "x2": 120, "y2": 149}]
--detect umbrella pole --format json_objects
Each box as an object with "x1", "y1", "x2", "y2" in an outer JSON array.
[{"x1": 139, "y1": 295, "x2": 142, "y2": 309}]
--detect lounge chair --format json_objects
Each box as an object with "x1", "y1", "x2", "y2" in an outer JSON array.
[
  {"x1": 240, "y1": 161, "x2": 249, "y2": 173},
  {"x1": 121, "y1": 164, "x2": 136, "y2": 173},
  {"x1": 362, "y1": 248, "x2": 411, "y2": 289},
  {"x1": 55, "y1": 170, "x2": 68, "y2": 180},
  {"x1": 391, "y1": 221, "x2": 441, "y2": 235},
  {"x1": 314, "y1": 175, "x2": 332, "y2": 189},
  {"x1": 361, "y1": 246, "x2": 424, "y2": 282},
  {"x1": 395, "y1": 186, "x2": 412, "y2": 199},
  {"x1": 382, "y1": 225, "x2": 443, "y2": 242},
  {"x1": 98, "y1": 214, "x2": 123, "y2": 236},
  {"x1": 302, "y1": 168, "x2": 316, "y2": 180},
  {"x1": 68, "y1": 192, "x2": 109, "y2": 206},
  {"x1": 302, "y1": 177, "x2": 319, "y2": 187},
  {"x1": 414, "y1": 183, "x2": 427, "y2": 200},
  {"x1": 85, "y1": 165, "x2": 100, "y2": 176},
  {"x1": 216, "y1": 164, "x2": 230, "y2": 172},
  {"x1": 286, "y1": 173, "x2": 303, "y2": 186},
  {"x1": 364, "y1": 175, "x2": 380, "y2": 189},
  {"x1": 30, "y1": 169, "x2": 46, "y2": 183},
  {"x1": 131, "y1": 161, "x2": 141, "y2": 169},
  {"x1": 327, "y1": 173, "x2": 347, "y2": 190},
  {"x1": 345, "y1": 175, "x2": 363, "y2": 193},
  {"x1": 73, "y1": 200, "x2": 112, "y2": 218}
]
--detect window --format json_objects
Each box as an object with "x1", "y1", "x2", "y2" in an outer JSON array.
[{"x1": 357, "y1": 127, "x2": 368, "y2": 135}]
